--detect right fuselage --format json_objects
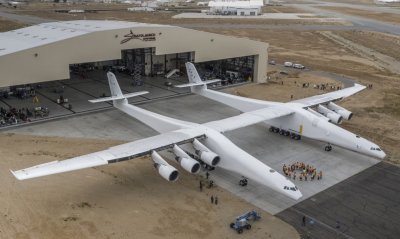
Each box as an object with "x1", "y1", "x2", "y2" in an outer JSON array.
[{"x1": 265, "y1": 103, "x2": 386, "y2": 159}]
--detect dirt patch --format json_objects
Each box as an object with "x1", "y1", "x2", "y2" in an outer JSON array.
[
  {"x1": 0, "y1": 17, "x2": 28, "y2": 32},
  {"x1": 319, "y1": 6, "x2": 400, "y2": 24},
  {"x1": 0, "y1": 133, "x2": 299, "y2": 239},
  {"x1": 335, "y1": 30, "x2": 400, "y2": 61}
]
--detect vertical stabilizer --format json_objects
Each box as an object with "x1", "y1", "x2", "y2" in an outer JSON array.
[
  {"x1": 107, "y1": 72, "x2": 123, "y2": 97},
  {"x1": 185, "y1": 62, "x2": 202, "y2": 84}
]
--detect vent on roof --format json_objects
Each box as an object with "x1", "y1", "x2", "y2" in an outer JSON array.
[
  {"x1": 32, "y1": 36, "x2": 38, "y2": 38},
  {"x1": 24, "y1": 34, "x2": 30, "y2": 36},
  {"x1": 17, "y1": 32, "x2": 22, "y2": 34},
  {"x1": 41, "y1": 38, "x2": 47, "y2": 40}
]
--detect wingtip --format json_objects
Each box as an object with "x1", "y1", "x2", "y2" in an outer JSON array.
[{"x1": 10, "y1": 169, "x2": 23, "y2": 180}]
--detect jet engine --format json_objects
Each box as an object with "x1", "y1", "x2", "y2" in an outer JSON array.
[
  {"x1": 173, "y1": 145, "x2": 201, "y2": 174},
  {"x1": 193, "y1": 139, "x2": 220, "y2": 166},
  {"x1": 327, "y1": 102, "x2": 353, "y2": 120},
  {"x1": 307, "y1": 108, "x2": 331, "y2": 122},
  {"x1": 151, "y1": 151, "x2": 179, "y2": 182},
  {"x1": 317, "y1": 105, "x2": 343, "y2": 124}
]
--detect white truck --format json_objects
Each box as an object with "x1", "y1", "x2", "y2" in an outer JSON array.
[{"x1": 284, "y1": 62, "x2": 293, "y2": 67}]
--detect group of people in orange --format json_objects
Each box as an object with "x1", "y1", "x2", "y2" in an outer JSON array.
[{"x1": 282, "y1": 162, "x2": 322, "y2": 181}]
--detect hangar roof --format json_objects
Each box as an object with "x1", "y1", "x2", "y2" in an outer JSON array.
[{"x1": 0, "y1": 20, "x2": 170, "y2": 57}]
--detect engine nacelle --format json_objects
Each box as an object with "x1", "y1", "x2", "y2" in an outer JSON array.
[
  {"x1": 317, "y1": 105, "x2": 343, "y2": 124},
  {"x1": 178, "y1": 157, "x2": 201, "y2": 174},
  {"x1": 327, "y1": 102, "x2": 353, "y2": 120},
  {"x1": 157, "y1": 164, "x2": 179, "y2": 182},
  {"x1": 151, "y1": 151, "x2": 179, "y2": 182},
  {"x1": 307, "y1": 108, "x2": 331, "y2": 122},
  {"x1": 193, "y1": 139, "x2": 220, "y2": 166},
  {"x1": 173, "y1": 145, "x2": 200, "y2": 174}
]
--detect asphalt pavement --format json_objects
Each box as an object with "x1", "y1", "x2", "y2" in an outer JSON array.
[{"x1": 277, "y1": 162, "x2": 400, "y2": 239}]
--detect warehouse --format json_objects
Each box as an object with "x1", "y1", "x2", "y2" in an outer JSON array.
[{"x1": 0, "y1": 20, "x2": 268, "y2": 88}]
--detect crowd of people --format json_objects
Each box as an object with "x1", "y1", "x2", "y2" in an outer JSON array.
[
  {"x1": 0, "y1": 107, "x2": 30, "y2": 126},
  {"x1": 0, "y1": 106, "x2": 49, "y2": 127},
  {"x1": 296, "y1": 81, "x2": 342, "y2": 91},
  {"x1": 283, "y1": 162, "x2": 323, "y2": 181}
]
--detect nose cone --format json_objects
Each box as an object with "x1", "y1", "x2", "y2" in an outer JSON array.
[
  {"x1": 288, "y1": 189, "x2": 303, "y2": 201},
  {"x1": 376, "y1": 150, "x2": 386, "y2": 159}
]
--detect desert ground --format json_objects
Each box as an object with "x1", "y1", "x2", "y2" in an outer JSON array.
[
  {"x1": 0, "y1": 2, "x2": 345, "y2": 26},
  {"x1": 318, "y1": 6, "x2": 400, "y2": 24},
  {"x1": 0, "y1": 133, "x2": 299, "y2": 239},
  {"x1": 0, "y1": 16, "x2": 26, "y2": 31}
]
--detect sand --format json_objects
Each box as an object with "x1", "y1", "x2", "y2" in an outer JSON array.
[{"x1": 0, "y1": 133, "x2": 299, "y2": 239}]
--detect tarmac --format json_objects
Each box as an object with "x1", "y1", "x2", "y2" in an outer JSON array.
[
  {"x1": 6, "y1": 92, "x2": 380, "y2": 215},
  {"x1": 277, "y1": 162, "x2": 400, "y2": 239}
]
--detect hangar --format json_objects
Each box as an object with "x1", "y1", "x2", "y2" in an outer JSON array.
[{"x1": 0, "y1": 20, "x2": 269, "y2": 88}]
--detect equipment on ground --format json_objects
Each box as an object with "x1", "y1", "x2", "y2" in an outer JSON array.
[{"x1": 230, "y1": 210, "x2": 261, "y2": 234}]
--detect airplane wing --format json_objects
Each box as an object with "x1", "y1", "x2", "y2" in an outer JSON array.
[
  {"x1": 11, "y1": 129, "x2": 204, "y2": 180},
  {"x1": 291, "y1": 83, "x2": 366, "y2": 107},
  {"x1": 204, "y1": 107, "x2": 294, "y2": 133}
]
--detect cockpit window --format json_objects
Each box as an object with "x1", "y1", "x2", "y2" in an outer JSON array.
[
  {"x1": 376, "y1": 148, "x2": 381, "y2": 151},
  {"x1": 356, "y1": 135, "x2": 360, "y2": 138},
  {"x1": 283, "y1": 186, "x2": 297, "y2": 191},
  {"x1": 269, "y1": 169, "x2": 275, "y2": 173}
]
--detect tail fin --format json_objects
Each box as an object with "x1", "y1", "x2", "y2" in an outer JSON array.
[
  {"x1": 175, "y1": 62, "x2": 220, "y2": 88},
  {"x1": 108, "y1": 72, "x2": 123, "y2": 97},
  {"x1": 89, "y1": 72, "x2": 148, "y2": 103},
  {"x1": 185, "y1": 62, "x2": 202, "y2": 84}
]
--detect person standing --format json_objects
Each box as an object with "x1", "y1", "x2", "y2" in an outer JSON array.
[
  {"x1": 302, "y1": 216, "x2": 306, "y2": 226},
  {"x1": 199, "y1": 181, "x2": 203, "y2": 192},
  {"x1": 211, "y1": 195, "x2": 214, "y2": 204},
  {"x1": 215, "y1": 196, "x2": 218, "y2": 205},
  {"x1": 206, "y1": 171, "x2": 210, "y2": 179}
]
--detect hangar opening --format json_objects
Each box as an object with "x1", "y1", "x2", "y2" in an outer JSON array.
[{"x1": 0, "y1": 20, "x2": 268, "y2": 127}]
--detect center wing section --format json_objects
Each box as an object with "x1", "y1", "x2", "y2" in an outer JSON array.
[
  {"x1": 291, "y1": 83, "x2": 366, "y2": 107},
  {"x1": 11, "y1": 129, "x2": 205, "y2": 180},
  {"x1": 204, "y1": 107, "x2": 294, "y2": 133}
]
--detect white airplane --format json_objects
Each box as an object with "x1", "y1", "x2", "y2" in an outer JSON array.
[
  {"x1": 177, "y1": 63, "x2": 386, "y2": 159},
  {"x1": 11, "y1": 70, "x2": 303, "y2": 200},
  {"x1": 10, "y1": 62, "x2": 384, "y2": 201}
]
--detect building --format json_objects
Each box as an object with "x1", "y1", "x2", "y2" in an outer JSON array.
[
  {"x1": 0, "y1": 20, "x2": 268, "y2": 88},
  {"x1": 208, "y1": 0, "x2": 264, "y2": 16}
]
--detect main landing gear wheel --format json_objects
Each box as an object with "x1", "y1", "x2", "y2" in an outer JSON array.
[{"x1": 324, "y1": 144, "x2": 332, "y2": 152}]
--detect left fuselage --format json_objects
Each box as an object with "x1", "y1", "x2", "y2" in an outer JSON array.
[{"x1": 193, "y1": 125, "x2": 302, "y2": 200}]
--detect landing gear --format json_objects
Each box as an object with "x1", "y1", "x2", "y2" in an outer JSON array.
[
  {"x1": 269, "y1": 127, "x2": 301, "y2": 140},
  {"x1": 269, "y1": 126, "x2": 280, "y2": 133},
  {"x1": 239, "y1": 177, "x2": 248, "y2": 187},
  {"x1": 324, "y1": 144, "x2": 332, "y2": 152}
]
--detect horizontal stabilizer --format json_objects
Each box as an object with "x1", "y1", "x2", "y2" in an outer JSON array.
[
  {"x1": 89, "y1": 91, "x2": 149, "y2": 103},
  {"x1": 174, "y1": 79, "x2": 220, "y2": 88}
]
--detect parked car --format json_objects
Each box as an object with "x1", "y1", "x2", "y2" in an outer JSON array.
[{"x1": 293, "y1": 63, "x2": 305, "y2": 69}]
